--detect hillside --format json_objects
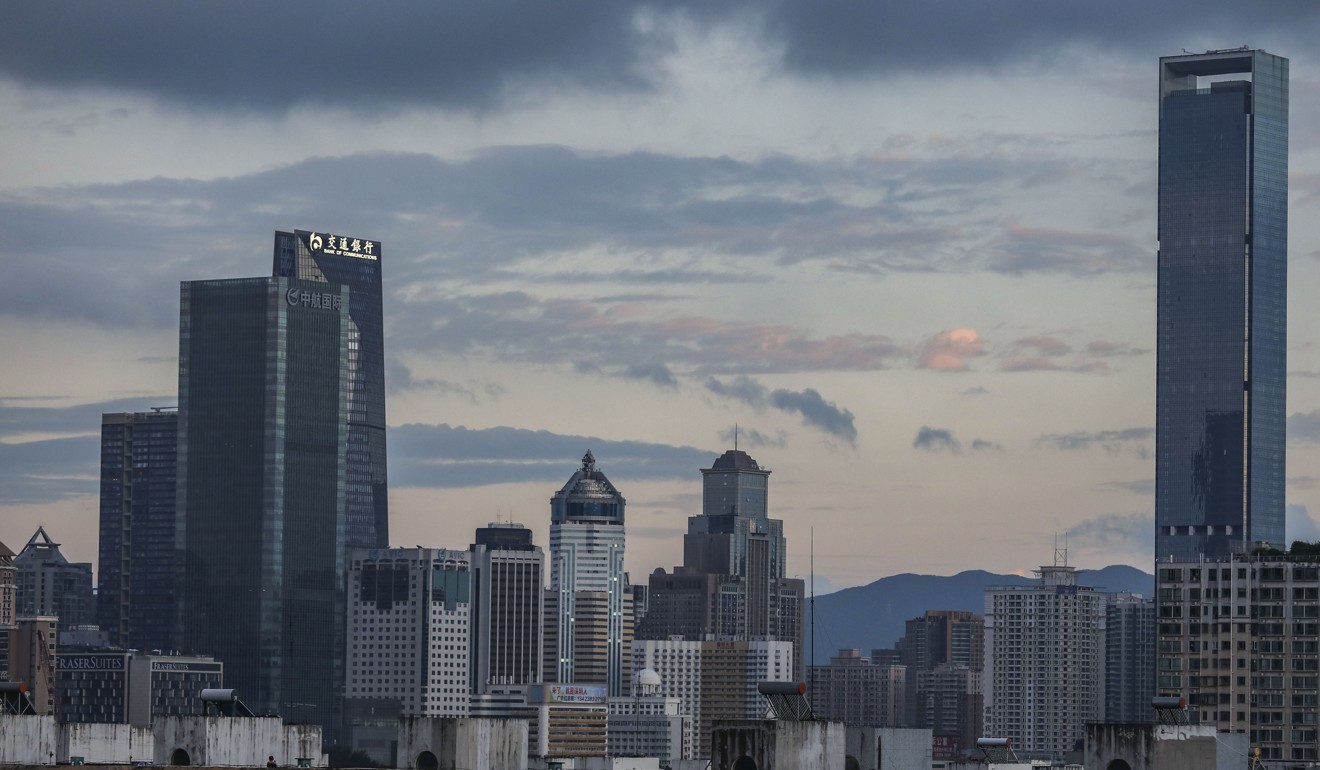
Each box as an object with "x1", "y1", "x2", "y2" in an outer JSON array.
[{"x1": 806, "y1": 564, "x2": 1152, "y2": 665}]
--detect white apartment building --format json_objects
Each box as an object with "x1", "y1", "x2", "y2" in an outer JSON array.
[
  {"x1": 346, "y1": 547, "x2": 471, "y2": 717},
  {"x1": 984, "y1": 563, "x2": 1105, "y2": 760}
]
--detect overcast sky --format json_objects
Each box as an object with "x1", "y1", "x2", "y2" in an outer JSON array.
[{"x1": 4, "y1": 1, "x2": 1320, "y2": 592}]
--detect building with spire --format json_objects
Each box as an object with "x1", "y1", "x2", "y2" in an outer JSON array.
[
  {"x1": 640, "y1": 449, "x2": 804, "y2": 677},
  {"x1": 545, "y1": 452, "x2": 631, "y2": 696}
]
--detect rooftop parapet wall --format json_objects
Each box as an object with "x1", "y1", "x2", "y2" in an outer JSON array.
[{"x1": 0, "y1": 715, "x2": 322, "y2": 767}]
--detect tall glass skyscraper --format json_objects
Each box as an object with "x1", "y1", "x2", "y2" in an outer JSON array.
[
  {"x1": 97, "y1": 408, "x2": 179, "y2": 652},
  {"x1": 274, "y1": 230, "x2": 388, "y2": 550},
  {"x1": 1156, "y1": 49, "x2": 1288, "y2": 560},
  {"x1": 177, "y1": 275, "x2": 349, "y2": 727}
]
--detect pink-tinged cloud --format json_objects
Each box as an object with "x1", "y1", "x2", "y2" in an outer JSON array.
[{"x1": 918, "y1": 328, "x2": 985, "y2": 371}]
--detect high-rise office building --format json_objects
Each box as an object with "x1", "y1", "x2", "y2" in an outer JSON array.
[
  {"x1": 274, "y1": 230, "x2": 388, "y2": 550},
  {"x1": 1105, "y1": 593, "x2": 1155, "y2": 724},
  {"x1": 1156, "y1": 49, "x2": 1289, "y2": 560},
  {"x1": 469, "y1": 523, "x2": 544, "y2": 694},
  {"x1": 177, "y1": 274, "x2": 350, "y2": 727},
  {"x1": 984, "y1": 562, "x2": 1106, "y2": 760},
  {"x1": 97, "y1": 409, "x2": 178, "y2": 651},
  {"x1": 14, "y1": 527, "x2": 94, "y2": 628},
  {"x1": 641, "y1": 449, "x2": 804, "y2": 677},
  {"x1": 548, "y1": 452, "x2": 629, "y2": 695},
  {"x1": 344, "y1": 548, "x2": 471, "y2": 716}
]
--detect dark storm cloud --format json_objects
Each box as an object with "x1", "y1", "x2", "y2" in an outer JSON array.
[
  {"x1": 4, "y1": 2, "x2": 1315, "y2": 113},
  {"x1": 704, "y1": 376, "x2": 857, "y2": 444},
  {"x1": 767, "y1": 1, "x2": 1319, "y2": 79},
  {"x1": 0, "y1": 2, "x2": 677, "y2": 113},
  {"x1": 1037, "y1": 427, "x2": 1153, "y2": 457},
  {"x1": 768, "y1": 389, "x2": 856, "y2": 445},
  {"x1": 911, "y1": 426, "x2": 1001, "y2": 454},
  {"x1": 388, "y1": 423, "x2": 712, "y2": 488},
  {"x1": 912, "y1": 426, "x2": 959, "y2": 453}
]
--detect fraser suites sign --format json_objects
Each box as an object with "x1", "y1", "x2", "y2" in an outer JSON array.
[
  {"x1": 58, "y1": 654, "x2": 127, "y2": 671},
  {"x1": 300, "y1": 230, "x2": 379, "y2": 261}
]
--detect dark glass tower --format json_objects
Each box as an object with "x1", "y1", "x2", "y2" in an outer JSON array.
[
  {"x1": 274, "y1": 230, "x2": 388, "y2": 550},
  {"x1": 1156, "y1": 50, "x2": 1288, "y2": 560},
  {"x1": 97, "y1": 409, "x2": 179, "y2": 651},
  {"x1": 177, "y1": 276, "x2": 348, "y2": 727}
]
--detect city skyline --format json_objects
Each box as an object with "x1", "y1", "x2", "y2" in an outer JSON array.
[{"x1": 5, "y1": 4, "x2": 1320, "y2": 591}]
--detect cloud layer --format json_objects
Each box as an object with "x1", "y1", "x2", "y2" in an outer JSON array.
[{"x1": 705, "y1": 376, "x2": 857, "y2": 444}]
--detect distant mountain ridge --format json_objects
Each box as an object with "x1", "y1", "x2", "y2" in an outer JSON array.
[{"x1": 806, "y1": 564, "x2": 1152, "y2": 665}]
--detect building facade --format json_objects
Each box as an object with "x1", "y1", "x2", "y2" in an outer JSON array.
[
  {"x1": 273, "y1": 229, "x2": 388, "y2": 551},
  {"x1": 914, "y1": 664, "x2": 983, "y2": 761},
  {"x1": 529, "y1": 684, "x2": 609, "y2": 758},
  {"x1": 7, "y1": 617, "x2": 58, "y2": 715},
  {"x1": 896, "y1": 610, "x2": 985, "y2": 740},
  {"x1": 1156, "y1": 49, "x2": 1289, "y2": 560},
  {"x1": 1155, "y1": 551, "x2": 1320, "y2": 764},
  {"x1": 14, "y1": 527, "x2": 94, "y2": 629},
  {"x1": 55, "y1": 651, "x2": 222, "y2": 725},
  {"x1": 548, "y1": 452, "x2": 629, "y2": 695},
  {"x1": 608, "y1": 670, "x2": 687, "y2": 763},
  {"x1": 808, "y1": 648, "x2": 906, "y2": 728},
  {"x1": 640, "y1": 449, "x2": 805, "y2": 678},
  {"x1": 632, "y1": 637, "x2": 794, "y2": 758},
  {"x1": 345, "y1": 548, "x2": 471, "y2": 718},
  {"x1": 1105, "y1": 593, "x2": 1156, "y2": 724},
  {"x1": 984, "y1": 563, "x2": 1106, "y2": 760},
  {"x1": 97, "y1": 409, "x2": 179, "y2": 652},
  {"x1": 0, "y1": 540, "x2": 14, "y2": 629},
  {"x1": 469, "y1": 523, "x2": 543, "y2": 697},
  {"x1": 177, "y1": 274, "x2": 349, "y2": 727}
]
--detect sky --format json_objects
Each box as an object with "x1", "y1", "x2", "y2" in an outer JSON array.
[{"x1": 4, "y1": 1, "x2": 1320, "y2": 593}]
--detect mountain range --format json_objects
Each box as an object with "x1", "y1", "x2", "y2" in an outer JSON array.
[{"x1": 806, "y1": 564, "x2": 1153, "y2": 665}]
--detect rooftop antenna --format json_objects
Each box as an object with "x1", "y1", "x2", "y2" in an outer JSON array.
[
  {"x1": 734, "y1": 424, "x2": 739, "y2": 451},
  {"x1": 810, "y1": 526, "x2": 815, "y2": 698},
  {"x1": 1054, "y1": 533, "x2": 1068, "y2": 568}
]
